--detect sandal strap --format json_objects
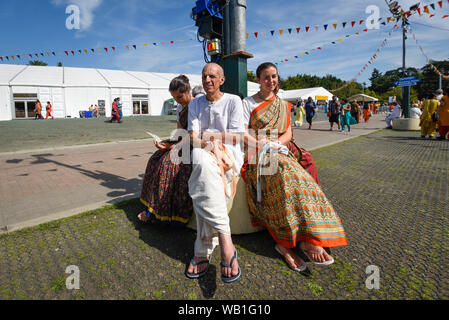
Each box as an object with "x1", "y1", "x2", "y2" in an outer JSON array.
[
  {"x1": 220, "y1": 250, "x2": 237, "y2": 269},
  {"x1": 191, "y1": 258, "x2": 209, "y2": 267}
]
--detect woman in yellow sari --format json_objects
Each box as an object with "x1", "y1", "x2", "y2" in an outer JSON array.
[{"x1": 242, "y1": 63, "x2": 347, "y2": 271}]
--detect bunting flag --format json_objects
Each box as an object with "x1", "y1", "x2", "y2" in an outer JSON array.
[
  {"x1": 409, "y1": 27, "x2": 449, "y2": 80},
  {"x1": 273, "y1": 24, "x2": 396, "y2": 67},
  {"x1": 331, "y1": 24, "x2": 399, "y2": 93}
]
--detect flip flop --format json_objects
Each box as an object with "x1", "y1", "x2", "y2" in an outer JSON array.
[
  {"x1": 220, "y1": 249, "x2": 241, "y2": 283},
  {"x1": 275, "y1": 245, "x2": 307, "y2": 272},
  {"x1": 300, "y1": 242, "x2": 334, "y2": 266},
  {"x1": 185, "y1": 257, "x2": 210, "y2": 279}
]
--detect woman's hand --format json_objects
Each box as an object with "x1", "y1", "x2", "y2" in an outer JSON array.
[{"x1": 154, "y1": 141, "x2": 172, "y2": 150}]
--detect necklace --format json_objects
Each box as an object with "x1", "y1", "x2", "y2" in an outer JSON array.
[{"x1": 257, "y1": 92, "x2": 274, "y2": 101}]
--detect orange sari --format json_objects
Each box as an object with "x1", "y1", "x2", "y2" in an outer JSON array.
[{"x1": 241, "y1": 97, "x2": 347, "y2": 249}]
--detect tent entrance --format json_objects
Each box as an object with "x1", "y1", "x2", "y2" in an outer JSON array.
[{"x1": 132, "y1": 95, "x2": 149, "y2": 115}]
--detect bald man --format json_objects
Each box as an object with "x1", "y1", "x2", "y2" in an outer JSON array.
[{"x1": 186, "y1": 63, "x2": 245, "y2": 283}]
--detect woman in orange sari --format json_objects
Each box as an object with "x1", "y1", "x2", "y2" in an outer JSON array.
[
  {"x1": 242, "y1": 63, "x2": 347, "y2": 271},
  {"x1": 363, "y1": 103, "x2": 370, "y2": 122}
]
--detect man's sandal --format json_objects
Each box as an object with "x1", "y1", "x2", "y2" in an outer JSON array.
[
  {"x1": 185, "y1": 258, "x2": 210, "y2": 279},
  {"x1": 220, "y1": 249, "x2": 241, "y2": 283}
]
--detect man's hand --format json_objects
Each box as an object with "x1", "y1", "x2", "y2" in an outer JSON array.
[{"x1": 154, "y1": 141, "x2": 172, "y2": 150}]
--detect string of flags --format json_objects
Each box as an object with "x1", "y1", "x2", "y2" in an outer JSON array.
[
  {"x1": 331, "y1": 24, "x2": 400, "y2": 93},
  {"x1": 0, "y1": 39, "x2": 195, "y2": 63},
  {"x1": 246, "y1": 16, "x2": 398, "y2": 39},
  {"x1": 246, "y1": 0, "x2": 449, "y2": 40},
  {"x1": 273, "y1": 22, "x2": 399, "y2": 66},
  {"x1": 408, "y1": 27, "x2": 449, "y2": 80}
]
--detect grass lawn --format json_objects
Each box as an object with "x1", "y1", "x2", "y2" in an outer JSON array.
[{"x1": 0, "y1": 116, "x2": 178, "y2": 153}]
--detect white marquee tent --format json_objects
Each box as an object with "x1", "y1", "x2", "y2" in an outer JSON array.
[
  {"x1": 280, "y1": 87, "x2": 334, "y2": 103},
  {"x1": 0, "y1": 64, "x2": 290, "y2": 121}
]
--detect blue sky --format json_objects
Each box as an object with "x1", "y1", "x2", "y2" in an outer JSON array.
[{"x1": 0, "y1": 0, "x2": 448, "y2": 86}]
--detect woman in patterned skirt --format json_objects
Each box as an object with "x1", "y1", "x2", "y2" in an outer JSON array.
[
  {"x1": 241, "y1": 63, "x2": 348, "y2": 271},
  {"x1": 138, "y1": 75, "x2": 194, "y2": 226}
]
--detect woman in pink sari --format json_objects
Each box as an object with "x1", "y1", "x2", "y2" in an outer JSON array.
[{"x1": 242, "y1": 63, "x2": 347, "y2": 271}]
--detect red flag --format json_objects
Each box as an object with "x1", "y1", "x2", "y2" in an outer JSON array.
[
  {"x1": 430, "y1": 14, "x2": 435, "y2": 18},
  {"x1": 285, "y1": 59, "x2": 288, "y2": 61},
  {"x1": 296, "y1": 27, "x2": 300, "y2": 33},
  {"x1": 438, "y1": 1, "x2": 443, "y2": 8},
  {"x1": 417, "y1": 8, "x2": 421, "y2": 15},
  {"x1": 71, "y1": 50, "x2": 75, "y2": 55},
  {"x1": 29, "y1": 54, "x2": 32, "y2": 58},
  {"x1": 318, "y1": 47, "x2": 322, "y2": 50},
  {"x1": 355, "y1": 32, "x2": 359, "y2": 35},
  {"x1": 254, "y1": 32, "x2": 258, "y2": 38},
  {"x1": 112, "y1": 46, "x2": 116, "y2": 51},
  {"x1": 359, "y1": 20, "x2": 364, "y2": 25},
  {"x1": 170, "y1": 41, "x2": 174, "y2": 44},
  {"x1": 351, "y1": 21, "x2": 356, "y2": 27},
  {"x1": 104, "y1": 48, "x2": 108, "y2": 52},
  {"x1": 35, "y1": 54, "x2": 39, "y2": 57},
  {"x1": 306, "y1": 26, "x2": 310, "y2": 32},
  {"x1": 363, "y1": 29, "x2": 368, "y2": 32},
  {"x1": 443, "y1": 15, "x2": 449, "y2": 18},
  {"x1": 65, "y1": 51, "x2": 68, "y2": 56}
]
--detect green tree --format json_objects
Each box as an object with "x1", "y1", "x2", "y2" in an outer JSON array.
[
  {"x1": 57, "y1": 62, "x2": 63, "y2": 67},
  {"x1": 247, "y1": 71, "x2": 257, "y2": 83},
  {"x1": 28, "y1": 60, "x2": 48, "y2": 66}
]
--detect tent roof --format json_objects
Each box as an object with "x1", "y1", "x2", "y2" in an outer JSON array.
[
  {"x1": 10, "y1": 65, "x2": 63, "y2": 87},
  {"x1": 280, "y1": 87, "x2": 334, "y2": 101},
  {"x1": 347, "y1": 93, "x2": 378, "y2": 102},
  {"x1": 0, "y1": 65, "x2": 27, "y2": 85},
  {"x1": 64, "y1": 67, "x2": 109, "y2": 87}
]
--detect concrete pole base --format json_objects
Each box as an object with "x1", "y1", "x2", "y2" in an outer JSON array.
[{"x1": 392, "y1": 118, "x2": 421, "y2": 131}]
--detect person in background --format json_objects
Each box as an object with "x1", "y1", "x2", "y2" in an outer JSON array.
[
  {"x1": 435, "y1": 89, "x2": 443, "y2": 102},
  {"x1": 363, "y1": 103, "x2": 370, "y2": 123},
  {"x1": 351, "y1": 101, "x2": 360, "y2": 124},
  {"x1": 419, "y1": 93, "x2": 439, "y2": 138},
  {"x1": 340, "y1": 99, "x2": 352, "y2": 133},
  {"x1": 117, "y1": 97, "x2": 123, "y2": 120},
  {"x1": 45, "y1": 101, "x2": 54, "y2": 120},
  {"x1": 436, "y1": 88, "x2": 449, "y2": 140},
  {"x1": 295, "y1": 99, "x2": 305, "y2": 127},
  {"x1": 95, "y1": 104, "x2": 99, "y2": 118},
  {"x1": 305, "y1": 97, "x2": 317, "y2": 130},
  {"x1": 328, "y1": 96, "x2": 341, "y2": 131},
  {"x1": 192, "y1": 85, "x2": 206, "y2": 98},
  {"x1": 34, "y1": 100, "x2": 43, "y2": 120},
  {"x1": 110, "y1": 98, "x2": 121, "y2": 123},
  {"x1": 385, "y1": 102, "x2": 401, "y2": 129},
  {"x1": 409, "y1": 102, "x2": 422, "y2": 119}
]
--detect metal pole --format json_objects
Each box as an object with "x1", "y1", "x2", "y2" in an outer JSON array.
[
  {"x1": 402, "y1": 18, "x2": 410, "y2": 118},
  {"x1": 230, "y1": 0, "x2": 246, "y2": 53},
  {"x1": 439, "y1": 74, "x2": 442, "y2": 90}
]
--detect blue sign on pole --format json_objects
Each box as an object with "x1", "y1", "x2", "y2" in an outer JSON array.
[{"x1": 394, "y1": 78, "x2": 422, "y2": 87}]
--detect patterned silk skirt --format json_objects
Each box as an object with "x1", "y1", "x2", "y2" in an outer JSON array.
[
  {"x1": 140, "y1": 149, "x2": 193, "y2": 226},
  {"x1": 245, "y1": 152, "x2": 347, "y2": 248}
]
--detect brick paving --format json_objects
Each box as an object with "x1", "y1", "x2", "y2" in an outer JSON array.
[{"x1": 0, "y1": 115, "x2": 448, "y2": 300}]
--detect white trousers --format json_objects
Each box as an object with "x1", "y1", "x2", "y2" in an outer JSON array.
[
  {"x1": 386, "y1": 115, "x2": 399, "y2": 127},
  {"x1": 188, "y1": 148, "x2": 233, "y2": 257}
]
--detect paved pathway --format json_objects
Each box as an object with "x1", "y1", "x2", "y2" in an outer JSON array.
[{"x1": 0, "y1": 115, "x2": 386, "y2": 233}]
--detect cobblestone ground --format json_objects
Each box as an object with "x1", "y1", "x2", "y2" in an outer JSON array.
[{"x1": 0, "y1": 130, "x2": 447, "y2": 300}]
